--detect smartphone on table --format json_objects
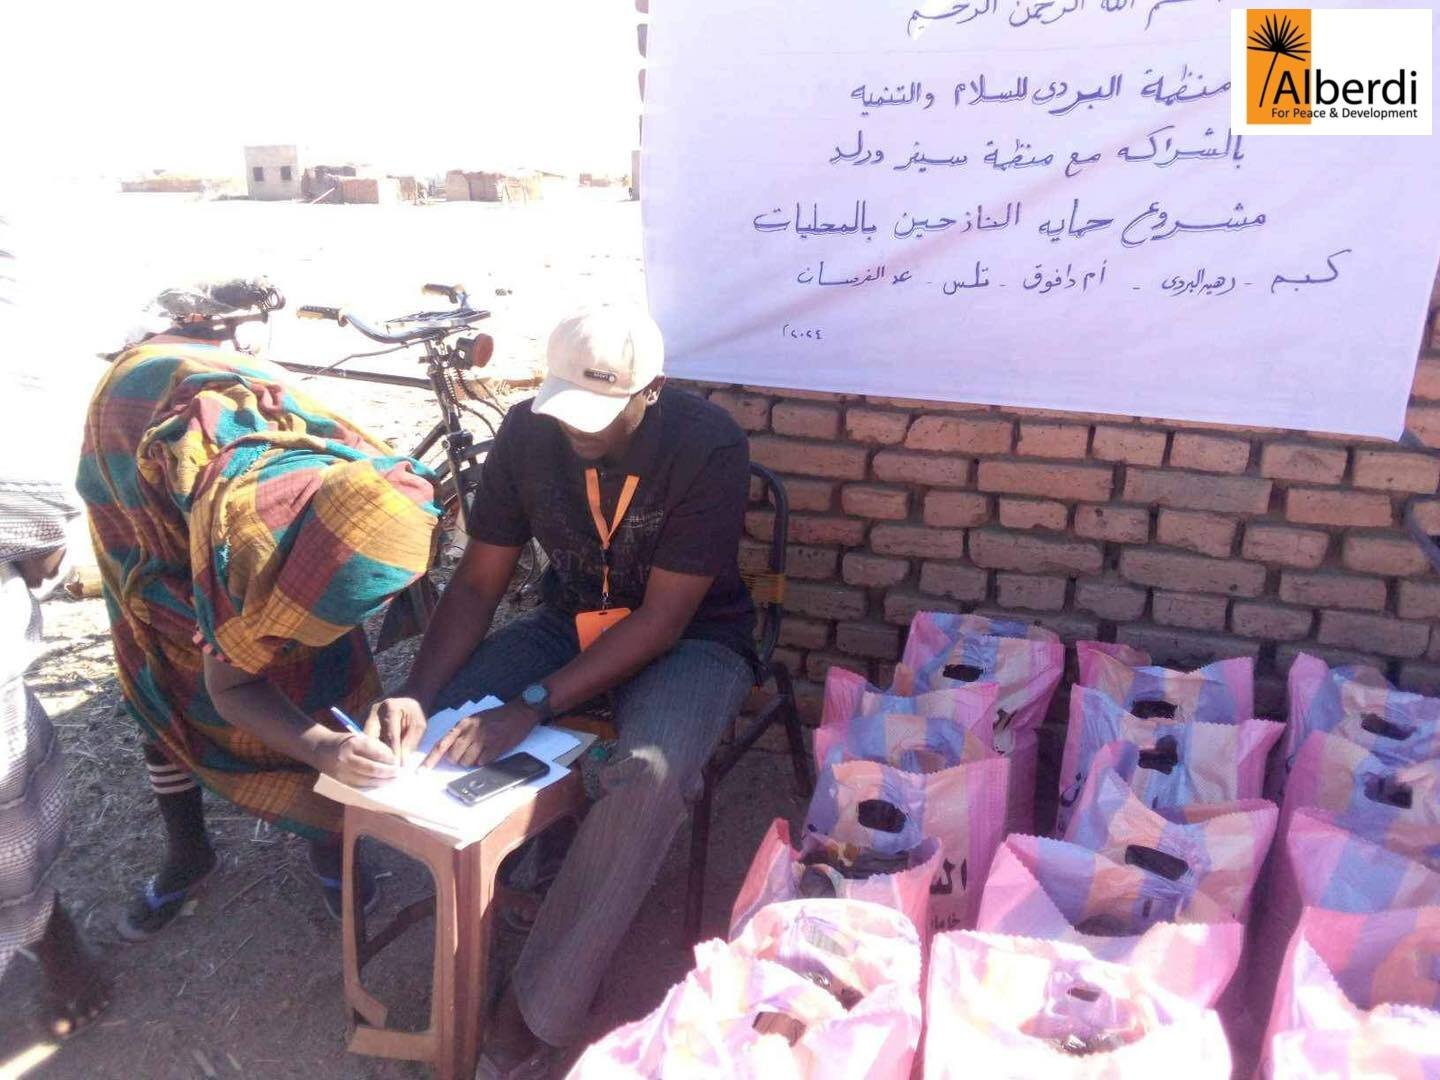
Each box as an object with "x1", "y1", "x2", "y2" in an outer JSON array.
[{"x1": 445, "y1": 752, "x2": 548, "y2": 806}]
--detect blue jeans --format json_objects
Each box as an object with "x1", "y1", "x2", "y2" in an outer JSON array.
[{"x1": 435, "y1": 607, "x2": 753, "y2": 1045}]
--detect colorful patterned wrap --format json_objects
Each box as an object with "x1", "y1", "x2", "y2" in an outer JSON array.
[
  {"x1": 1279, "y1": 652, "x2": 1440, "y2": 798},
  {"x1": 77, "y1": 344, "x2": 439, "y2": 837},
  {"x1": 1062, "y1": 768, "x2": 1277, "y2": 923},
  {"x1": 901, "y1": 613, "x2": 1065, "y2": 834},
  {"x1": 814, "y1": 665, "x2": 999, "y2": 777},
  {"x1": 976, "y1": 835, "x2": 1242, "y2": 1006},
  {"x1": 923, "y1": 931, "x2": 1232, "y2": 1079},
  {"x1": 728, "y1": 818, "x2": 941, "y2": 941},
  {"x1": 1264, "y1": 907, "x2": 1440, "y2": 1078},
  {"x1": 1075, "y1": 642, "x2": 1254, "y2": 727},
  {"x1": 803, "y1": 756, "x2": 1010, "y2": 935},
  {"x1": 568, "y1": 899, "x2": 923, "y2": 1080},
  {"x1": 1056, "y1": 683, "x2": 1281, "y2": 833}
]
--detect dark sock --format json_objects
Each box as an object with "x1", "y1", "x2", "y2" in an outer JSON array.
[
  {"x1": 143, "y1": 743, "x2": 215, "y2": 894},
  {"x1": 308, "y1": 836, "x2": 377, "y2": 918},
  {"x1": 151, "y1": 785, "x2": 216, "y2": 894},
  {"x1": 308, "y1": 836, "x2": 342, "y2": 880}
]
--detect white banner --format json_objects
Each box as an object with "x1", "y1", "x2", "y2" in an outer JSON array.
[{"x1": 641, "y1": 0, "x2": 1440, "y2": 438}]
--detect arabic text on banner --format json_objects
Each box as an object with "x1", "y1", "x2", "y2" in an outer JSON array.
[{"x1": 640, "y1": 0, "x2": 1439, "y2": 437}]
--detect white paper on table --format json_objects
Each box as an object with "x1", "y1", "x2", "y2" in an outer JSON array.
[
  {"x1": 414, "y1": 695, "x2": 503, "y2": 759},
  {"x1": 314, "y1": 698, "x2": 582, "y2": 848}
]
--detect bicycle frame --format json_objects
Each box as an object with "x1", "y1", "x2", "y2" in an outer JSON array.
[
  {"x1": 418, "y1": 339, "x2": 484, "y2": 537},
  {"x1": 274, "y1": 348, "x2": 493, "y2": 537},
  {"x1": 292, "y1": 285, "x2": 503, "y2": 537}
]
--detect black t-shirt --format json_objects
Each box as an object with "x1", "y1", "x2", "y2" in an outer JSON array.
[{"x1": 470, "y1": 388, "x2": 757, "y2": 667}]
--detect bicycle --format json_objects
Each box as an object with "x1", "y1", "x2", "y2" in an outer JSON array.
[{"x1": 292, "y1": 283, "x2": 547, "y2": 647}]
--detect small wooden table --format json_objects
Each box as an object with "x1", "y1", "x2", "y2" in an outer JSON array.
[{"x1": 340, "y1": 770, "x2": 587, "y2": 1079}]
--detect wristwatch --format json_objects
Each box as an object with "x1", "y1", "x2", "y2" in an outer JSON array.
[{"x1": 520, "y1": 683, "x2": 554, "y2": 723}]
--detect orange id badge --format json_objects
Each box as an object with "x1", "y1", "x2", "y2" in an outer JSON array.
[{"x1": 575, "y1": 607, "x2": 632, "y2": 651}]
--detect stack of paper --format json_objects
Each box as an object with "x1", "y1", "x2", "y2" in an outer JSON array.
[{"x1": 314, "y1": 697, "x2": 589, "y2": 847}]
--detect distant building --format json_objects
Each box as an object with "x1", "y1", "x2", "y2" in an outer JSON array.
[
  {"x1": 121, "y1": 172, "x2": 243, "y2": 197},
  {"x1": 579, "y1": 172, "x2": 630, "y2": 188},
  {"x1": 120, "y1": 173, "x2": 206, "y2": 194},
  {"x1": 244, "y1": 145, "x2": 303, "y2": 200},
  {"x1": 336, "y1": 176, "x2": 420, "y2": 205},
  {"x1": 443, "y1": 169, "x2": 570, "y2": 203},
  {"x1": 300, "y1": 164, "x2": 357, "y2": 203},
  {"x1": 444, "y1": 171, "x2": 473, "y2": 202},
  {"x1": 299, "y1": 164, "x2": 420, "y2": 205}
]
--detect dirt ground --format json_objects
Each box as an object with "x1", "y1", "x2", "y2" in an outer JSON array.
[{"x1": 0, "y1": 192, "x2": 811, "y2": 1079}]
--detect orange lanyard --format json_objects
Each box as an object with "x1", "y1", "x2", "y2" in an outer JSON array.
[{"x1": 585, "y1": 469, "x2": 639, "y2": 608}]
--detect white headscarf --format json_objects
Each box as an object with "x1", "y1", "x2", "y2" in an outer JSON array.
[
  {"x1": 0, "y1": 475, "x2": 80, "y2": 565},
  {"x1": 0, "y1": 214, "x2": 84, "y2": 570},
  {"x1": 0, "y1": 367, "x2": 83, "y2": 569}
]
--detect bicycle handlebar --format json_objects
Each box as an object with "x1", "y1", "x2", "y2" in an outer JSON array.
[
  {"x1": 301, "y1": 307, "x2": 490, "y2": 346},
  {"x1": 423, "y1": 283, "x2": 466, "y2": 304},
  {"x1": 297, "y1": 305, "x2": 345, "y2": 323},
  {"x1": 298, "y1": 284, "x2": 489, "y2": 347}
]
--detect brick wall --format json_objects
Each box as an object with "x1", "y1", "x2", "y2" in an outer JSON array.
[{"x1": 695, "y1": 270, "x2": 1440, "y2": 722}]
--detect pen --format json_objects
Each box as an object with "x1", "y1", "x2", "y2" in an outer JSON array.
[
  {"x1": 331, "y1": 705, "x2": 404, "y2": 766},
  {"x1": 329, "y1": 706, "x2": 365, "y2": 736}
]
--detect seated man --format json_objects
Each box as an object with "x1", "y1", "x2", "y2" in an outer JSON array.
[{"x1": 367, "y1": 306, "x2": 756, "y2": 1068}]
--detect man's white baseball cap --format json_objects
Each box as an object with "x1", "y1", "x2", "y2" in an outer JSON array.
[{"x1": 532, "y1": 308, "x2": 665, "y2": 434}]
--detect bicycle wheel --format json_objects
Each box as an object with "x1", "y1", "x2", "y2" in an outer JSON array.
[
  {"x1": 374, "y1": 463, "x2": 548, "y2": 651},
  {"x1": 375, "y1": 410, "x2": 547, "y2": 651},
  {"x1": 429, "y1": 458, "x2": 548, "y2": 599}
]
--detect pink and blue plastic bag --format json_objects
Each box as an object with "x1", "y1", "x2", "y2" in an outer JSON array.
[
  {"x1": 815, "y1": 665, "x2": 998, "y2": 776},
  {"x1": 1280, "y1": 730, "x2": 1440, "y2": 850},
  {"x1": 1275, "y1": 806, "x2": 1440, "y2": 917},
  {"x1": 1083, "y1": 723, "x2": 1282, "y2": 818},
  {"x1": 1281, "y1": 653, "x2": 1440, "y2": 797},
  {"x1": 976, "y1": 835, "x2": 1243, "y2": 1005},
  {"x1": 1246, "y1": 805, "x2": 1440, "y2": 1070},
  {"x1": 567, "y1": 899, "x2": 923, "y2": 1080},
  {"x1": 1056, "y1": 683, "x2": 1281, "y2": 833},
  {"x1": 1263, "y1": 906, "x2": 1440, "y2": 1078},
  {"x1": 901, "y1": 613, "x2": 1065, "y2": 833},
  {"x1": 729, "y1": 818, "x2": 941, "y2": 941},
  {"x1": 1063, "y1": 767, "x2": 1277, "y2": 922},
  {"x1": 804, "y1": 756, "x2": 1009, "y2": 935},
  {"x1": 923, "y1": 931, "x2": 1232, "y2": 1078},
  {"x1": 1269, "y1": 1011, "x2": 1440, "y2": 1079},
  {"x1": 1076, "y1": 642, "x2": 1254, "y2": 727}
]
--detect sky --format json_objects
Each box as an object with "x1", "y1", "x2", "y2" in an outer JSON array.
[{"x1": 4, "y1": 0, "x2": 641, "y2": 179}]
